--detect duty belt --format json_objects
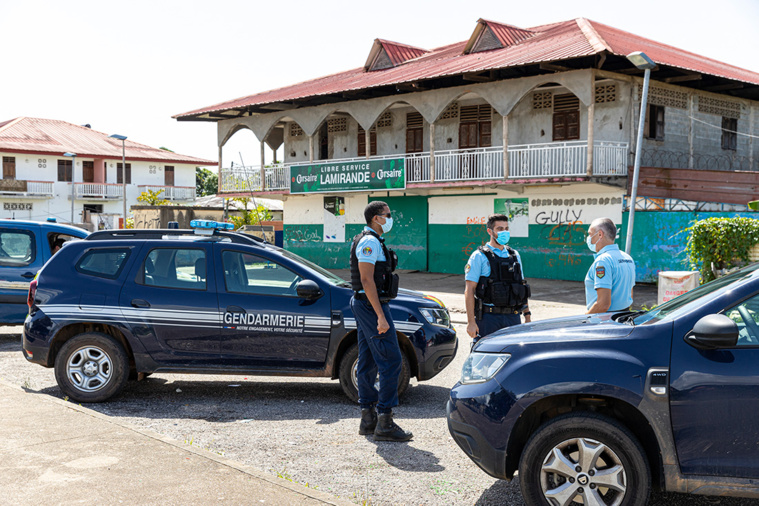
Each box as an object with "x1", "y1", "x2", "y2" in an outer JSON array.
[
  {"x1": 481, "y1": 305, "x2": 520, "y2": 315},
  {"x1": 354, "y1": 292, "x2": 391, "y2": 303}
]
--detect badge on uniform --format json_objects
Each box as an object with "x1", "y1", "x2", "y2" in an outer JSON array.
[
  {"x1": 465, "y1": 263, "x2": 471, "y2": 274},
  {"x1": 362, "y1": 246, "x2": 373, "y2": 256},
  {"x1": 596, "y1": 266, "x2": 606, "y2": 279}
]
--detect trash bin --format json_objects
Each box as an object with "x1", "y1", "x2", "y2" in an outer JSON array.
[{"x1": 658, "y1": 271, "x2": 700, "y2": 305}]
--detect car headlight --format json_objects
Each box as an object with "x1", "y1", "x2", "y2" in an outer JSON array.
[
  {"x1": 460, "y1": 352, "x2": 511, "y2": 384},
  {"x1": 419, "y1": 307, "x2": 450, "y2": 327}
]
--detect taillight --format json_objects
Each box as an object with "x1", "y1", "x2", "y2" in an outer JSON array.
[{"x1": 27, "y1": 278, "x2": 38, "y2": 310}]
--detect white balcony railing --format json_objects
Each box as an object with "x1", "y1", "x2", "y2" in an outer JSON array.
[
  {"x1": 73, "y1": 183, "x2": 123, "y2": 199},
  {"x1": 219, "y1": 141, "x2": 629, "y2": 192},
  {"x1": 138, "y1": 185, "x2": 196, "y2": 201},
  {"x1": 0, "y1": 180, "x2": 54, "y2": 197}
]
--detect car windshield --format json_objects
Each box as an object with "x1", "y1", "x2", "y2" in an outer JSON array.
[
  {"x1": 279, "y1": 249, "x2": 350, "y2": 286},
  {"x1": 632, "y1": 263, "x2": 759, "y2": 325}
]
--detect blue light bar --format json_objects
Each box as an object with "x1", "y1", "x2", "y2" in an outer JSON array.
[{"x1": 190, "y1": 220, "x2": 235, "y2": 231}]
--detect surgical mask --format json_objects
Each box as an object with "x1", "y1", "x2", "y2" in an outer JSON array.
[
  {"x1": 586, "y1": 231, "x2": 598, "y2": 253},
  {"x1": 496, "y1": 230, "x2": 510, "y2": 245},
  {"x1": 381, "y1": 217, "x2": 393, "y2": 234}
]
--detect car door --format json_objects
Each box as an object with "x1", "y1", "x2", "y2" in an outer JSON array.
[
  {"x1": 0, "y1": 224, "x2": 44, "y2": 322},
  {"x1": 669, "y1": 290, "x2": 759, "y2": 479},
  {"x1": 214, "y1": 244, "x2": 331, "y2": 368},
  {"x1": 119, "y1": 242, "x2": 221, "y2": 365}
]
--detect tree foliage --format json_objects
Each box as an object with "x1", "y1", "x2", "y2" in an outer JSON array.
[
  {"x1": 196, "y1": 167, "x2": 218, "y2": 197},
  {"x1": 227, "y1": 197, "x2": 272, "y2": 230},
  {"x1": 137, "y1": 188, "x2": 170, "y2": 206},
  {"x1": 686, "y1": 217, "x2": 759, "y2": 282}
]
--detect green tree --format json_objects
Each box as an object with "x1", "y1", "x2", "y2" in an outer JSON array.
[
  {"x1": 196, "y1": 167, "x2": 218, "y2": 197},
  {"x1": 227, "y1": 197, "x2": 272, "y2": 230},
  {"x1": 137, "y1": 188, "x2": 170, "y2": 206},
  {"x1": 686, "y1": 217, "x2": 759, "y2": 282}
]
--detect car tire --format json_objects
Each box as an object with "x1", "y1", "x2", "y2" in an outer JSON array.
[
  {"x1": 338, "y1": 343, "x2": 410, "y2": 403},
  {"x1": 54, "y1": 332, "x2": 129, "y2": 403},
  {"x1": 519, "y1": 412, "x2": 650, "y2": 506}
]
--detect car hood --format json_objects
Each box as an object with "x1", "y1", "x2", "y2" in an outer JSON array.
[
  {"x1": 474, "y1": 313, "x2": 635, "y2": 353},
  {"x1": 332, "y1": 285, "x2": 445, "y2": 309}
]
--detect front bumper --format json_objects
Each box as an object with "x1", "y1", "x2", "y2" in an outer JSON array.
[
  {"x1": 417, "y1": 333, "x2": 458, "y2": 381},
  {"x1": 447, "y1": 399, "x2": 510, "y2": 480}
]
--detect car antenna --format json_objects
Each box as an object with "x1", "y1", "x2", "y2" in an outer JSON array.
[{"x1": 239, "y1": 152, "x2": 268, "y2": 243}]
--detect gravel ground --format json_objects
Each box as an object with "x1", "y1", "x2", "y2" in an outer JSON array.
[{"x1": 3, "y1": 326, "x2": 759, "y2": 506}]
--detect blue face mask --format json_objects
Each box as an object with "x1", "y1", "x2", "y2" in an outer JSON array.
[
  {"x1": 586, "y1": 231, "x2": 599, "y2": 253},
  {"x1": 496, "y1": 230, "x2": 510, "y2": 245},
  {"x1": 381, "y1": 217, "x2": 393, "y2": 234}
]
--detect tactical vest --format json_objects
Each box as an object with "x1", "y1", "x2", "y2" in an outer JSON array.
[
  {"x1": 350, "y1": 230, "x2": 399, "y2": 301},
  {"x1": 475, "y1": 246, "x2": 531, "y2": 309}
]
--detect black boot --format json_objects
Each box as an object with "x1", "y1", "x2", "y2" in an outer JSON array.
[
  {"x1": 359, "y1": 407, "x2": 378, "y2": 435},
  {"x1": 373, "y1": 411, "x2": 413, "y2": 442}
]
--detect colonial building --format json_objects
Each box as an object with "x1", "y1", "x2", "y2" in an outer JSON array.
[
  {"x1": 0, "y1": 117, "x2": 215, "y2": 229},
  {"x1": 174, "y1": 18, "x2": 759, "y2": 281}
]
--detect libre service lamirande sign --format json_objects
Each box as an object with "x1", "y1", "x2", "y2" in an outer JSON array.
[{"x1": 290, "y1": 158, "x2": 405, "y2": 194}]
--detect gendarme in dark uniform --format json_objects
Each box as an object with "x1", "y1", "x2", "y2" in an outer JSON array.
[
  {"x1": 465, "y1": 214, "x2": 531, "y2": 344},
  {"x1": 349, "y1": 200, "x2": 412, "y2": 442}
]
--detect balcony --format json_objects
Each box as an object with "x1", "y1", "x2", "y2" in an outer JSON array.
[
  {"x1": 219, "y1": 140, "x2": 629, "y2": 193},
  {"x1": 72, "y1": 183, "x2": 123, "y2": 200},
  {"x1": 137, "y1": 185, "x2": 196, "y2": 201},
  {"x1": 0, "y1": 180, "x2": 54, "y2": 198}
]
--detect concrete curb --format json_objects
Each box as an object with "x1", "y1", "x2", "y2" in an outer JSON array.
[{"x1": 0, "y1": 378, "x2": 353, "y2": 506}]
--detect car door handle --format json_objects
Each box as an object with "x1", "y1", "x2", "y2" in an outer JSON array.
[
  {"x1": 21, "y1": 272, "x2": 36, "y2": 279},
  {"x1": 226, "y1": 305, "x2": 246, "y2": 314},
  {"x1": 131, "y1": 299, "x2": 151, "y2": 308}
]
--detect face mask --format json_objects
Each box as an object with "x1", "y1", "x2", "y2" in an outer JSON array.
[
  {"x1": 586, "y1": 232, "x2": 598, "y2": 253},
  {"x1": 496, "y1": 230, "x2": 510, "y2": 245},
  {"x1": 381, "y1": 216, "x2": 393, "y2": 234}
]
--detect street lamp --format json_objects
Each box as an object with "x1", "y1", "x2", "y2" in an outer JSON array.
[
  {"x1": 109, "y1": 134, "x2": 128, "y2": 228},
  {"x1": 63, "y1": 152, "x2": 77, "y2": 223},
  {"x1": 624, "y1": 51, "x2": 656, "y2": 255}
]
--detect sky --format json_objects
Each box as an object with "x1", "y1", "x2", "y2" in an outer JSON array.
[{"x1": 2, "y1": 0, "x2": 758, "y2": 169}]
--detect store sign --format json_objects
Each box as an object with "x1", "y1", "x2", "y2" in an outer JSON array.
[{"x1": 290, "y1": 159, "x2": 405, "y2": 194}]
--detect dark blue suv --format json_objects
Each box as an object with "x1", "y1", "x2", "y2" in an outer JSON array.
[
  {"x1": 448, "y1": 263, "x2": 759, "y2": 505},
  {"x1": 0, "y1": 219, "x2": 87, "y2": 325},
  {"x1": 23, "y1": 223, "x2": 457, "y2": 403}
]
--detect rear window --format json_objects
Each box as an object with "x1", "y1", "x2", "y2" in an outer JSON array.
[
  {"x1": 0, "y1": 229, "x2": 36, "y2": 267},
  {"x1": 76, "y1": 248, "x2": 131, "y2": 279}
]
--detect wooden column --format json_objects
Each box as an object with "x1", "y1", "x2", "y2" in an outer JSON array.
[
  {"x1": 502, "y1": 114, "x2": 509, "y2": 179},
  {"x1": 429, "y1": 122, "x2": 436, "y2": 183},
  {"x1": 260, "y1": 141, "x2": 266, "y2": 191},
  {"x1": 586, "y1": 102, "x2": 595, "y2": 177},
  {"x1": 749, "y1": 103, "x2": 754, "y2": 171},
  {"x1": 688, "y1": 94, "x2": 695, "y2": 169},
  {"x1": 365, "y1": 128, "x2": 371, "y2": 159},
  {"x1": 309, "y1": 135, "x2": 314, "y2": 162},
  {"x1": 218, "y1": 145, "x2": 223, "y2": 192}
]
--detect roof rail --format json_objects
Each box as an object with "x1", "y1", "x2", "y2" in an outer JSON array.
[{"x1": 86, "y1": 229, "x2": 266, "y2": 246}]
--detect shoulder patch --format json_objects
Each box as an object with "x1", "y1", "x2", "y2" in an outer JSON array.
[
  {"x1": 465, "y1": 263, "x2": 471, "y2": 274},
  {"x1": 361, "y1": 246, "x2": 373, "y2": 256},
  {"x1": 596, "y1": 266, "x2": 606, "y2": 279}
]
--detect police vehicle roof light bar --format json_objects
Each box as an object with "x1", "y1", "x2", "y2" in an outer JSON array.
[{"x1": 190, "y1": 220, "x2": 235, "y2": 236}]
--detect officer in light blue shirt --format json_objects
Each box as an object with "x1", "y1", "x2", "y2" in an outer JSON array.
[
  {"x1": 585, "y1": 217, "x2": 636, "y2": 313},
  {"x1": 465, "y1": 214, "x2": 531, "y2": 344}
]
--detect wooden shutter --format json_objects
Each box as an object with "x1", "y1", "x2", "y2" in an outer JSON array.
[
  {"x1": 459, "y1": 123, "x2": 478, "y2": 148},
  {"x1": 479, "y1": 121, "x2": 491, "y2": 147},
  {"x1": 58, "y1": 160, "x2": 72, "y2": 182},
  {"x1": 2, "y1": 156, "x2": 15, "y2": 179},
  {"x1": 117, "y1": 163, "x2": 132, "y2": 184},
  {"x1": 406, "y1": 127, "x2": 423, "y2": 153},
  {"x1": 82, "y1": 161, "x2": 94, "y2": 183},
  {"x1": 164, "y1": 166, "x2": 175, "y2": 186},
  {"x1": 357, "y1": 128, "x2": 377, "y2": 156}
]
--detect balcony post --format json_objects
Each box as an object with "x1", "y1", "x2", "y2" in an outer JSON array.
[
  {"x1": 309, "y1": 135, "x2": 314, "y2": 163},
  {"x1": 260, "y1": 140, "x2": 266, "y2": 191},
  {"x1": 688, "y1": 94, "x2": 695, "y2": 169},
  {"x1": 429, "y1": 122, "x2": 436, "y2": 183},
  {"x1": 365, "y1": 128, "x2": 371, "y2": 159},
  {"x1": 218, "y1": 145, "x2": 223, "y2": 192},
  {"x1": 750, "y1": 103, "x2": 755, "y2": 171},
  {"x1": 586, "y1": 102, "x2": 594, "y2": 177},
  {"x1": 502, "y1": 114, "x2": 509, "y2": 179}
]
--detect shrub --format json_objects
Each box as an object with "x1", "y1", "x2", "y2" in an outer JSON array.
[{"x1": 686, "y1": 217, "x2": 759, "y2": 283}]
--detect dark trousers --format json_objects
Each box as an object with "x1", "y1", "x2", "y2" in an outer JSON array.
[
  {"x1": 350, "y1": 296, "x2": 402, "y2": 413},
  {"x1": 475, "y1": 312, "x2": 521, "y2": 342}
]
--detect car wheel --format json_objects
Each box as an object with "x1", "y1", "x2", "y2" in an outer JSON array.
[
  {"x1": 338, "y1": 343, "x2": 410, "y2": 403},
  {"x1": 54, "y1": 332, "x2": 129, "y2": 403},
  {"x1": 519, "y1": 412, "x2": 650, "y2": 506}
]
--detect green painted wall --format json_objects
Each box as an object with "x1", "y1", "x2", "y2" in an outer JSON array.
[
  {"x1": 369, "y1": 195, "x2": 428, "y2": 271},
  {"x1": 284, "y1": 223, "x2": 364, "y2": 268}
]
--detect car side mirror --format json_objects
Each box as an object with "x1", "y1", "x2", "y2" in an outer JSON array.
[
  {"x1": 296, "y1": 279, "x2": 323, "y2": 300},
  {"x1": 686, "y1": 314, "x2": 739, "y2": 349}
]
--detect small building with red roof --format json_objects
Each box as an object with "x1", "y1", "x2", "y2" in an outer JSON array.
[
  {"x1": 0, "y1": 117, "x2": 215, "y2": 228},
  {"x1": 174, "y1": 17, "x2": 759, "y2": 281}
]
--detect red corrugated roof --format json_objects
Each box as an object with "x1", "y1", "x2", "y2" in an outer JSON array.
[
  {"x1": 378, "y1": 39, "x2": 428, "y2": 66},
  {"x1": 0, "y1": 117, "x2": 216, "y2": 165},
  {"x1": 481, "y1": 19, "x2": 535, "y2": 47},
  {"x1": 175, "y1": 18, "x2": 759, "y2": 119}
]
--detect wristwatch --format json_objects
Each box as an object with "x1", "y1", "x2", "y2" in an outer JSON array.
[{"x1": 523, "y1": 311, "x2": 532, "y2": 316}]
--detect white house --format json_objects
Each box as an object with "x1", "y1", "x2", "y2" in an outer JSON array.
[{"x1": 0, "y1": 117, "x2": 216, "y2": 229}]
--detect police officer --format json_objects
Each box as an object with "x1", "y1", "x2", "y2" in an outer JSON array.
[
  {"x1": 585, "y1": 217, "x2": 636, "y2": 314},
  {"x1": 349, "y1": 201, "x2": 412, "y2": 442},
  {"x1": 465, "y1": 214, "x2": 531, "y2": 345}
]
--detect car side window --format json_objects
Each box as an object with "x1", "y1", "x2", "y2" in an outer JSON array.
[
  {"x1": 76, "y1": 248, "x2": 130, "y2": 279},
  {"x1": 140, "y1": 248, "x2": 206, "y2": 290},
  {"x1": 48, "y1": 232, "x2": 82, "y2": 255},
  {"x1": 222, "y1": 250, "x2": 301, "y2": 296},
  {"x1": 0, "y1": 230, "x2": 36, "y2": 267},
  {"x1": 725, "y1": 294, "x2": 759, "y2": 346}
]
